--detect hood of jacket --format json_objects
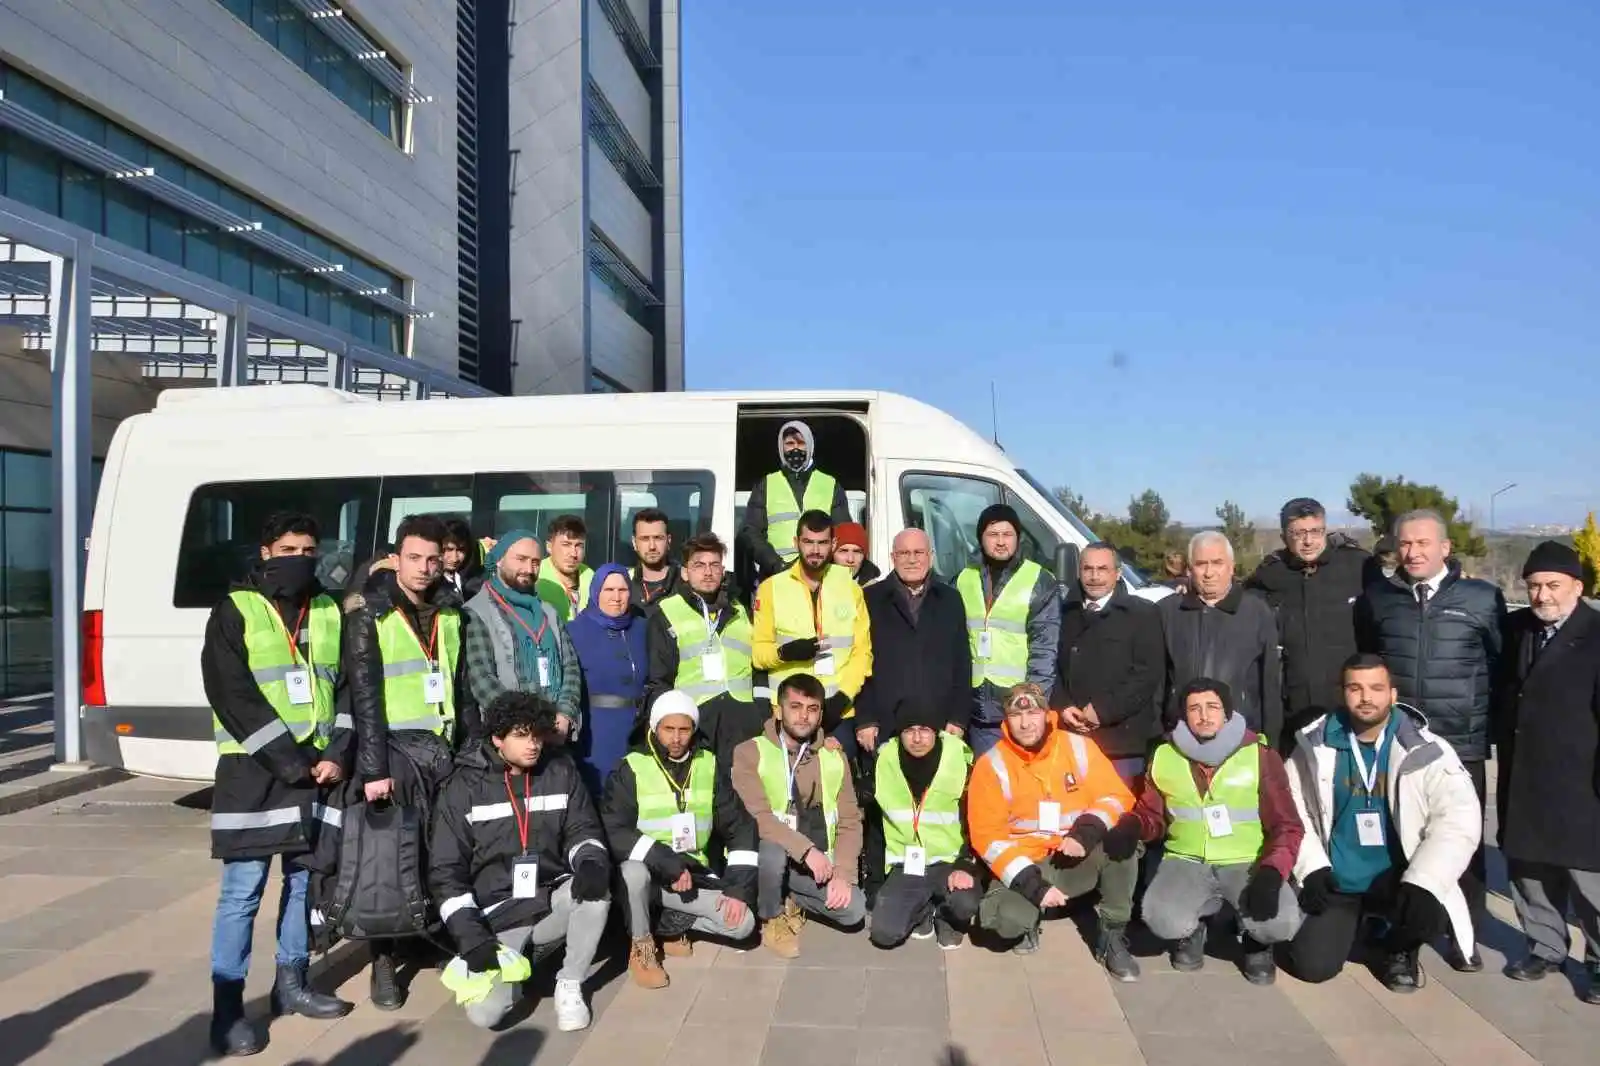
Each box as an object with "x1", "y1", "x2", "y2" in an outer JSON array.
[
  {"x1": 777, "y1": 419, "x2": 815, "y2": 473},
  {"x1": 999, "y1": 709, "x2": 1064, "y2": 766}
]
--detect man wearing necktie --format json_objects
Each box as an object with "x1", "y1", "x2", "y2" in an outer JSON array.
[
  {"x1": 1356, "y1": 509, "x2": 1506, "y2": 973},
  {"x1": 1493, "y1": 541, "x2": 1600, "y2": 1001}
]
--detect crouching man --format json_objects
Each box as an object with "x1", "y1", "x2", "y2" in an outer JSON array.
[
  {"x1": 430, "y1": 693, "x2": 612, "y2": 1031},
  {"x1": 602, "y1": 690, "x2": 759, "y2": 989},
  {"x1": 1285, "y1": 654, "x2": 1481, "y2": 992},
  {"x1": 1134, "y1": 679, "x2": 1304, "y2": 984}
]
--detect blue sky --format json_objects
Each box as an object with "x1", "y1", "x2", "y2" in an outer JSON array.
[{"x1": 680, "y1": 1, "x2": 1599, "y2": 528}]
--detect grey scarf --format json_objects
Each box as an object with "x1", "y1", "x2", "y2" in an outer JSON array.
[{"x1": 1171, "y1": 713, "x2": 1248, "y2": 767}]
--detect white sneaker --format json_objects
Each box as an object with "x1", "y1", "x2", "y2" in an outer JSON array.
[{"x1": 553, "y1": 978, "x2": 590, "y2": 1032}]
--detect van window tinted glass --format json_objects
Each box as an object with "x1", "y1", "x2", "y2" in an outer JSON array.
[
  {"x1": 900, "y1": 473, "x2": 1002, "y2": 582},
  {"x1": 616, "y1": 474, "x2": 715, "y2": 567},
  {"x1": 1001, "y1": 490, "x2": 1060, "y2": 572}
]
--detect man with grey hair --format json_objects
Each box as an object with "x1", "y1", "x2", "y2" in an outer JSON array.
[
  {"x1": 1158, "y1": 530, "x2": 1283, "y2": 748},
  {"x1": 1357, "y1": 508, "x2": 1505, "y2": 973}
]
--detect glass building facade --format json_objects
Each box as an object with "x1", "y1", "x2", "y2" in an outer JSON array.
[{"x1": 0, "y1": 61, "x2": 406, "y2": 351}]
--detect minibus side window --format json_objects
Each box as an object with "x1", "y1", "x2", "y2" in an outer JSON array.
[
  {"x1": 614, "y1": 472, "x2": 716, "y2": 568},
  {"x1": 376, "y1": 474, "x2": 474, "y2": 547},
  {"x1": 899, "y1": 472, "x2": 1061, "y2": 583}
]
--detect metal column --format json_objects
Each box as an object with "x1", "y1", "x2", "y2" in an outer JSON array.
[
  {"x1": 214, "y1": 302, "x2": 248, "y2": 386},
  {"x1": 48, "y1": 245, "x2": 93, "y2": 766}
]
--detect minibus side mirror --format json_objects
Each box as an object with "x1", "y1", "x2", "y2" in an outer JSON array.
[{"x1": 1054, "y1": 542, "x2": 1080, "y2": 600}]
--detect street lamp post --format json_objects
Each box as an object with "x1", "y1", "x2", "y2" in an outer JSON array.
[{"x1": 1490, "y1": 482, "x2": 1518, "y2": 536}]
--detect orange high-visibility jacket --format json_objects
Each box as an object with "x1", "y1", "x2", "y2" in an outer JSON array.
[{"x1": 967, "y1": 713, "x2": 1135, "y2": 888}]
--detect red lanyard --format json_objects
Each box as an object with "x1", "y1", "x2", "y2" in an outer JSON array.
[
  {"x1": 487, "y1": 586, "x2": 548, "y2": 645},
  {"x1": 504, "y1": 771, "x2": 531, "y2": 852},
  {"x1": 269, "y1": 600, "x2": 309, "y2": 666},
  {"x1": 910, "y1": 793, "x2": 927, "y2": 844},
  {"x1": 397, "y1": 611, "x2": 441, "y2": 667}
]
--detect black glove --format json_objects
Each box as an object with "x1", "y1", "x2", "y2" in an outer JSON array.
[
  {"x1": 1009, "y1": 863, "x2": 1048, "y2": 908},
  {"x1": 1297, "y1": 868, "x2": 1336, "y2": 916},
  {"x1": 777, "y1": 638, "x2": 820, "y2": 663},
  {"x1": 1391, "y1": 883, "x2": 1443, "y2": 943},
  {"x1": 1101, "y1": 816, "x2": 1142, "y2": 861},
  {"x1": 570, "y1": 860, "x2": 611, "y2": 902},
  {"x1": 1065, "y1": 815, "x2": 1108, "y2": 857},
  {"x1": 823, "y1": 691, "x2": 851, "y2": 729},
  {"x1": 462, "y1": 940, "x2": 500, "y2": 974},
  {"x1": 1241, "y1": 866, "x2": 1284, "y2": 923}
]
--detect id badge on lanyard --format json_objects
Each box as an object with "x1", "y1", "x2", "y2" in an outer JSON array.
[
  {"x1": 422, "y1": 666, "x2": 446, "y2": 705},
  {"x1": 780, "y1": 741, "x2": 809, "y2": 831},
  {"x1": 1349, "y1": 737, "x2": 1386, "y2": 848},
  {"x1": 507, "y1": 773, "x2": 539, "y2": 897},
  {"x1": 285, "y1": 667, "x2": 313, "y2": 705},
  {"x1": 670, "y1": 811, "x2": 697, "y2": 853}
]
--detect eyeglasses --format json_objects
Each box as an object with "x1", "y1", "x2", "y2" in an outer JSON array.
[{"x1": 1286, "y1": 528, "x2": 1327, "y2": 541}]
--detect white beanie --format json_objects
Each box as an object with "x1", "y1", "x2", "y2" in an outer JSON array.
[{"x1": 648, "y1": 690, "x2": 699, "y2": 732}]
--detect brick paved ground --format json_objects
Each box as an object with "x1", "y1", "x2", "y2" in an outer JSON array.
[{"x1": 0, "y1": 774, "x2": 1595, "y2": 1066}]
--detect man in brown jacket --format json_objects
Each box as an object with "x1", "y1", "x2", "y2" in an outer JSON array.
[{"x1": 731, "y1": 673, "x2": 867, "y2": 958}]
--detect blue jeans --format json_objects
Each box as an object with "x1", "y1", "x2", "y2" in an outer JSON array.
[{"x1": 211, "y1": 857, "x2": 310, "y2": 982}]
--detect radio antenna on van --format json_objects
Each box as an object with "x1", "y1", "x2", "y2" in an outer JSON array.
[{"x1": 989, "y1": 381, "x2": 1004, "y2": 452}]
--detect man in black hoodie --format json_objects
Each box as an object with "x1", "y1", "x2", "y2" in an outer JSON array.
[
  {"x1": 203, "y1": 512, "x2": 353, "y2": 1057},
  {"x1": 431, "y1": 692, "x2": 612, "y2": 1032},
  {"x1": 602, "y1": 690, "x2": 759, "y2": 989}
]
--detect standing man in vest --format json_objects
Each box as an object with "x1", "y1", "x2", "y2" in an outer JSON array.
[
  {"x1": 602, "y1": 690, "x2": 759, "y2": 988},
  {"x1": 968, "y1": 684, "x2": 1143, "y2": 973},
  {"x1": 867, "y1": 705, "x2": 979, "y2": 950},
  {"x1": 464, "y1": 530, "x2": 583, "y2": 739},
  {"x1": 752, "y1": 510, "x2": 872, "y2": 746},
  {"x1": 204, "y1": 512, "x2": 353, "y2": 1056},
  {"x1": 1133, "y1": 679, "x2": 1305, "y2": 985},
  {"x1": 628, "y1": 507, "x2": 681, "y2": 608},
  {"x1": 739, "y1": 419, "x2": 853, "y2": 583},
  {"x1": 958, "y1": 504, "x2": 1061, "y2": 756},
  {"x1": 347, "y1": 513, "x2": 475, "y2": 1009},
  {"x1": 537, "y1": 514, "x2": 596, "y2": 623},
  {"x1": 731, "y1": 674, "x2": 868, "y2": 958},
  {"x1": 643, "y1": 532, "x2": 758, "y2": 759}
]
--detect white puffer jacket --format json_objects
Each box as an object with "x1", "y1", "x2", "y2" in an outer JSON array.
[{"x1": 1287, "y1": 704, "x2": 1481, "y2": 948}]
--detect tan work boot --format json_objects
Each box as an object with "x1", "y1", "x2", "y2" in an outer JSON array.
[
  {"x1": 783, "y1": 896, "x2": 807, "y2": 931},
  {"x1": 761, "y1": 913, "x2": 801, "y2": 959},
  {"x1": 661, "y1": 935, "x2": 693, "y2": 958},
  {"x1": 628, "y1": 936, "x2": 669, "y2": 989}
]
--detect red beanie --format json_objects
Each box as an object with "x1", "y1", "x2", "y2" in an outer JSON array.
[{"x1": 834, "y1": 522, "x2": 868, "y2": 551}]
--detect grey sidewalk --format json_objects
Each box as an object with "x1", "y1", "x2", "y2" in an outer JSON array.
[{"x1": 0, "y1": 696, "x2": 125, "y2": 815}]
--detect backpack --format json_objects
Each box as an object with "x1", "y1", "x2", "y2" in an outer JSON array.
[{"x1": 321, "y1": 801, "x2": 432, "y2": 941}]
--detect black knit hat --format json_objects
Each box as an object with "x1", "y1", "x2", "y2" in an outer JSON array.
[
  {"x1": 894, "y1": 698, "x2": 945, "y2": 734},
  {"x1": 976, "y1": 503, "x2": 1022, "y2": 540},
  {"x1": 1522, "y1": 540, "x2": 1584, "y2": 581}
]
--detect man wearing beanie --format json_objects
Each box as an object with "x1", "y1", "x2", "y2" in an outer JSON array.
[
  {"x1": 956, "y1": 503, "x2": 1061, "y2": 755},
  {"x1": 1133, "y1": 678, "x2": 1304, "y2": 985},
  {"x1": 601, "y1": 690, "x2": 760, "y2": 988},
  {"x1": 1494, "y1": 541, "x2": 1600, "y2": 1000},
  {"x1": 867, "y1": 702, "x2": 980, "y2": 950},
  {"x1": 832, "y1": 521, "x2": 881, "y2": 586}
]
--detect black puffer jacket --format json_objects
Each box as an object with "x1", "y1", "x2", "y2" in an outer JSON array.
[
  {"x1": 429, "y1": 742, "x2": 610, "y2": 961},
  {"x1": 344, "y1": 569, "x2": 479, "y2": 784},
  {"x1": 1357, "y1": 560, "x2": 1506, "y2": 762},
  {"x1": 1158, "y1": 583, "x2": 1283, "y2": 747},
  {"x1": 600, "y1": 735, "x2": 759, "y2": 906},
  {"x1": 1247, "y1": 539, "x2": 1371, "y2": 734}
]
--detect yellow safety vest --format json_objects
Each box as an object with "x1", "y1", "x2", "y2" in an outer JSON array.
[
  {"x1": 376, "y1": 608, "x2": 463, "y2": 739},
  {"x1": 659, "y1": 595, "x2": 754, "y2": 704},
  {"x1": 1150, "y1": 739, "x2": 1265, "y2": 865},
  {"x1": 216, "y1": 591, "x2": 341, "y2": 755},
  {"x1": 624, "y1": 749, "x2": 717, "y2": 868},
  {"x1": 765, "y1": 470, "x2": 838, "y2": 561},
  {"x1": 536, "y1": 566, "x2": 594, "y2": 623},
  {"x1": 876, "y1": 734, "x2": 971, "y2": 873},
  {"x1": 767, "y1": 564, "x2": 859, "y2": 700},
  {"x1": 957, "y1": 560, "x2": 1044, "y2": 688},
  {"x1": 756, "y1": 733, "x2": 845, "y2": 856}
]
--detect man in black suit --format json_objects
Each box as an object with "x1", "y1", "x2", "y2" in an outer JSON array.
[
  {"x1": 1051, "y1": 542, "x2": 1164, "y2": 787},
  {"x1": 1494, "y1": 541, "x2": 1600, "y2": 1001}
]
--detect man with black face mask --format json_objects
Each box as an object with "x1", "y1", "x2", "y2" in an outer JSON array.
[
  {"x1": 203, "y1": 512, "x2": 353, "y2": 1056},
  {"x1": 738, "y1": 420, "x2": 854, "y2": 583}
]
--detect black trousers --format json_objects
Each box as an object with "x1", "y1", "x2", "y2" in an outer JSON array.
[
  {"x1": 1286, "y1": 879, "x2": 1447, "y2": 984},
  {"x1": 1460, "y1": 759, "x2": 1487, "y2": 939},
  {"x1": 868, "y1": 863, "x2": 981, "y2": 948}
]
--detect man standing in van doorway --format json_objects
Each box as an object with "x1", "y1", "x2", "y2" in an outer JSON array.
[
  {"x1": 537, "y1": 515, "x2": 595, "y2": 623},
  {"x1": 739, "y1": 420, "x2": 853, "y2": 583},
  {"x1": 204, "y1": 512, "x2": 354, "y2": 1056},
  {"x1": 346, "y1": 513, "x2": 477, "y2": 1010},
  {"x1": 752, "y1": 510, "x2": 873, "y2": 749},
  {"x1": 463, "y1": 531, "x2": 584, "y2": 737},
  {"x1": 958, "y1": 505, "x2": 1061, "y2": 757},
  {"x1": 629, "y1": 507, "x2": 681, "y2": 608}
]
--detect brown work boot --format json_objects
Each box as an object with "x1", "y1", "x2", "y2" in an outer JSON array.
[
  {"x1": 661, "y1": 935, "x2": 693, "y2": 958},
  {"x1": 783, "y1": 896, "x2": 807, "y2": 931},
  {"x1": 762, "y1": 914, "x2": 801, "y2": 959},
  {"x1": 628, "y1": 936, "x2": 669, "y2": 989}
]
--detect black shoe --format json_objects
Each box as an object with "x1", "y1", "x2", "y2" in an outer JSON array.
[
  {"x1": 270, "y1": 962, "x2": 354, "y2": 1020},
  {"x1": 1582, "y1": 964, "x2": 1600, "y2": 1005},
  {"x1": 1171, "y1": 925, "x2": 1206, "y2": 972},
  {"x1": 1505, "y1": 955, "x2": 1561, "y2": 982},
  {"x1": 934, "y1": 916, "x2": 964, "y2": 951},
  {"x1": 1381, "y1": 947, "x2": 1425, "y2": 993},
  {"x1": 1095, "y1": 921, "x2": 1140, "y2": 982},
  {"x1": 910, "y1": 913, "x2": 936, "y2": 940},
  {"x1": 1240, "y1": 937, "x2": 1276, "y2": 986},
  {"x1": 1447, "y1": 938, "x2": 1484, "y2": 973},
  {"x1": 1011, "y1": 926, "x2": 1041, "y2": 956},
  {"x1": 369, "y1": 951, "x2": 405, "y2": 1011},
  {"x1": 209, "y1": 979, "x2": 264, "y2": 1057}
]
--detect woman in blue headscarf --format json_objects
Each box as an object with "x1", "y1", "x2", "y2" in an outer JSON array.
[{"x1": 565, "y1": 562, "x2": 648, "y2": 794}]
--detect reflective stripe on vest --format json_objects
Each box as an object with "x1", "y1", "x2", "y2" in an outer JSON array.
[
  {"x1": 765, "y1": 470, "x2": 838, "y2": 560},
  {"x1": 983, "y1": 730, "x2": 1098, "y2": 837},
  {"x1": 1150, "y1": 739, "x2": 1264, "y2": 865},
  {"x1": 624, "y1": 749, "x2": 717, "y2": 867},
  {"x1": 377, "y1": 608, "x2": 462, "y2": 738},
  {"x1": 215, "y1": 592, "x2": 340, "y2": 755},
  {"x1": 956, "y1": 560, "x2": 1043, "y2": 688},
  {"x1": 659, "y1": 595, "x2": 754, "y2": 704},
  {"x1": 876, "y1": 734, "x2": 971, "y2": 872},
  {"x1": 755, "y1": 734, "x2": 844, "y2": 857},
  {"x1": 768, "y1": 564, "x2": 858, "y2": 698},
  {"x1": 536, "y1": 567, "x2": 593, "y2": 623}
]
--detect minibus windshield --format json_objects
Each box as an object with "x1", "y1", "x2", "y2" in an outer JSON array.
[{"x1": 1017, "y1": 469, "x2": 1148, "y2": 589}]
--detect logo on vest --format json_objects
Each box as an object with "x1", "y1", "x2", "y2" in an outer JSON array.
[{"x1": 833, "y1": 604, "x2": 852, "y2": 621}]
